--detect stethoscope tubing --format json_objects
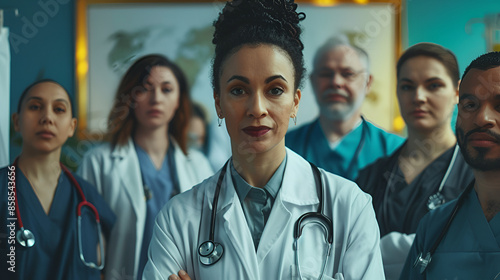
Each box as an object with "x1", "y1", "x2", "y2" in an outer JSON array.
[
  {"x1": 200, "y1": 158, "x2": 333, "y2": 274},
  {"x1": 382, "y1": 144, "x2": 459, "y2": 232},
  {"x1": 413, "y1": 180, "x2": 475, "y2": 274},
  {"x1": 303, "y1": 117, "x2": 367, "y2": 180},
  {"x1": 208, "y1": 161, "x2": 229, "y2": 242},
  {"x1": 11, "y1": 158, "x2": 104, "y2": 270},
  {"x1": 427, "y1": 180, "x2": 474, "y2": 256}
]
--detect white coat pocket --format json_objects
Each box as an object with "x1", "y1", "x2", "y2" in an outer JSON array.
[{"x1": 290, "y1": 264, "x2": 341, "y2": 280}]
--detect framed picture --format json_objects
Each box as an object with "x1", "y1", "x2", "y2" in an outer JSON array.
[{"x1": 75, "y1": 0, "x2": 402, "y2": 139}]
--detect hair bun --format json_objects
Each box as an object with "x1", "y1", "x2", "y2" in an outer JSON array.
[{"x1": 213, "y1": 0, "x2": 305, "y2": 50}]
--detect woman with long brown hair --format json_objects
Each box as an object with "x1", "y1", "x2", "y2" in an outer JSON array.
[{"x1": 78, "y1": 54, "x2": 213, "y2": 280}]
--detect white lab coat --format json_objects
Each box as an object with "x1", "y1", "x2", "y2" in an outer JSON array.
[
  {"x1": 143, "y1": 148, "x2": 384, "y2": 280},
  {"x1": 78, "y1": 138, "x2": 213, "y2": 280},
  {"x1": 380, "y1": 232, "x2": 415, "y2": 280}
]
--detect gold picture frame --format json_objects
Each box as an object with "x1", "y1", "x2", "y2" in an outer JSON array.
[{"x1": 75, "y1": 0, "x2": 403, "y2": 139}]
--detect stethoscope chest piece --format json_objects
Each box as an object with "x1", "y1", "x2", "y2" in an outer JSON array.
[
  {"x1": 198, "y1": 241, "x2": 224, "y2": 266},
  {"x1": 16, "y1": 228, "x2": 35, "y2": 248},
  {"x1": 427, "y1": 193, "x2": 445, "y2": 211},
  {"x1": 413, "y1": 252, "x2": 431, "y2": 274}
]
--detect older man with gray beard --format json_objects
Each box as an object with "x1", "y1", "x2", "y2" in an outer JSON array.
[{"x1": 286, "y1": 36, "x2": 404, "y2": 180}]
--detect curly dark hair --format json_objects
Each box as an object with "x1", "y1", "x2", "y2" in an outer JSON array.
[{"x1": 211, "y1": 0, "x2": 306, "y2": 94}]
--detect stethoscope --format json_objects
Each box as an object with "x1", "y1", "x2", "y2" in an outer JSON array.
[
  {"x1": 382, "y1": 144, "x2": 460, "y2": 231},
  {"x1": 413, "y1": 180, "x2": 475, "y2": 274},
  {"x1": 198, "y1": 159, "x2": 333, "y2": 279},
  {"x1": 138, "y1": 140, "x2": 180, "y2": 201},
  {"x1": 12, "y1": 158, "x2": 105, "y2": 270},
  {"x1": 302, "y1": 117, "x2": 367, "y2": 180}
]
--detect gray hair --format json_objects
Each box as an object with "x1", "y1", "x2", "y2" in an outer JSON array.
[{"x1": 312, "y1": 35, "x2": 370, "y2": 72}]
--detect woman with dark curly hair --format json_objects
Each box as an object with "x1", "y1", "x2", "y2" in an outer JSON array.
[{"x1": 143, "y1": 1, "x2": 384, "y2": 279}]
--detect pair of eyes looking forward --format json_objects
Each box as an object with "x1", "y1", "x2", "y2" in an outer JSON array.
[
  {"x1": 223, "y1": 74, "x2": 294, "y2": 98},
  {"x1": 397, "y1": 77, "x2": 449, "y2": 93},
  {"x1": 24, "y1": 97, "x2": 71, "y2": 115},
  {"x1": 459, "y1": 94, "x2": 500, "y2": 113}
]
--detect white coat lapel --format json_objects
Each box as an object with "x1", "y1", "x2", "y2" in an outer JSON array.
[
  {"x1": 217, "y1": 164, "x2": 260, "y2": 279},
  {"x1": 257, "y1": 149, "x2": 319, "y2": 263},
  {"x1": 256, "y1": 196, "x2": 292, "y2": 263},
  {"x1": 111, "y1": 139, "x2": 145, "y2": 222}
]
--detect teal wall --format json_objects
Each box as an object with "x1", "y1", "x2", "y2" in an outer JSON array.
[
  {"x1": 5, "y1": 0, "x2": 500, "y2": 163},
  {"x1": 405, "y1": 0, "x2": 500, "y2": 130},
  {"x1": 5, "y1": 0, "x2": 75, "y2": 163},
  {"x1": 406, "y1": 0, "x2": 500, "y2": 75}
]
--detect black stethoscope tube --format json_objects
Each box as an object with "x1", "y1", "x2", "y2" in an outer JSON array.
[
  {"x1": 302, "y1": 117, "x2": 367, "y2": 180},
  {"x1": 428, "y1": 180, "x2": 474, "y2": 255},
  {"x1": 413, "y1": 180, "x2": 475, "y2": 273},
  {"x1": 208, "y1": 161, "x2": 229, "y2": 242},
  {"x1": 199, "y1": 159, "x2": 333, "y2": 267}
]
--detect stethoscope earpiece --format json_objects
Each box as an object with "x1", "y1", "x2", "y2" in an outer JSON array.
[
  {"x1": 198, "y1": 241, "x2": 224, "y2": 266},
  {"x1": 16, "y1": 228, "x2": 35, "y2": 248}
]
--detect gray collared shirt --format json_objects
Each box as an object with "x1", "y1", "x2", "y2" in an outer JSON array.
[{"x1": 230, "y1": 154, "x2": 287, "y2": 250}]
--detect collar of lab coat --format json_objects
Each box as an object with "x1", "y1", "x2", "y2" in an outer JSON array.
[
  {"x1": 209, "y1": 148, "x2": 321, "y2": 267},
  {"x1": 216, "y1": 148, "x2": 320, "y2": 214},
  {"x1": 109, "y1": 137, "x2": 182, "y2": 158}
]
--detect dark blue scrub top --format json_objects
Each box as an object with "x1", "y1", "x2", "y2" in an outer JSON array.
[{"x1": 0, "y1": 166, "x2": 115, "y2": 280}]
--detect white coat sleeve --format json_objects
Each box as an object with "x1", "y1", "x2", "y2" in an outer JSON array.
[
  {"x1": 380, "y1": 232, "x2": 415, "y2": 280},
  {"x1": 341, "y1": 194, "x2": 385, "y2": 279},
  {"x1": 77, "y1": 151, "x2": 104, "y2": 194},
  {"x1": 142, "y1": 208, "x2": 186, "y2": 280}
]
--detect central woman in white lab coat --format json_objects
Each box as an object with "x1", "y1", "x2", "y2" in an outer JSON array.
[{"x1": 143, "y1": 0, "x2": 384, "y2": 279}]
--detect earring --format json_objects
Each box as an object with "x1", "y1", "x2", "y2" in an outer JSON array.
[
  {"x1": 218, "y1": 115, "x2": 223, "y2": 127},
  {"x1": 292, "y1": 115, "x2": 297, "y2": 126}
]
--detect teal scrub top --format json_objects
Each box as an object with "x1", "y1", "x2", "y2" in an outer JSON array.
[
  {"x1": 400, "y1": 185, "x2": 500, "y2": 280},
  {"x1": 286, "y1": 118, "x2": 404, "y2": 180}
]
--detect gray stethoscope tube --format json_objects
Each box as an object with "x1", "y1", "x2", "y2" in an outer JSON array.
[
  {"x1": 413, "y1": 180, "x2": 475, "y2": 273},
  {"x1": 198, "y1": 160, "x2": 333, "y2": 280},
  {"x1": 293, "y1": 162, "x2": 333, "y2": 280},
  {"x1": 12, "y1": 158, "x2": 105, "y2": 270},
  {"x1": 426, "y1": 145, "x2": 460, "y2": 210}
]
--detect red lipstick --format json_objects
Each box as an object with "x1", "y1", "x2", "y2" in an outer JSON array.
[{"x1": 242, "y1": 126, "x2": 270, "y2": 137}]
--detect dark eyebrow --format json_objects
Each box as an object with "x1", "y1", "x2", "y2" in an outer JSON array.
[
  {"x1": 54, "y1": 98, "x2": 70, "y2": 105},
  {"x1": 227, "y1": 75, "x2": 249, "y2": 84},
  {"x1": 459, "y1": 93, "x2": 476, "y2": 102},
  {"x1": 265, "y1": 75, "x2": 287, "y2": 84},
  {"x1": 399, "y1": 78, "x2": 414, "y2": 83},
  {"x1": 26, "y1": 96, "x2": 70, "y2": 105},
  {"x1": 425, "y1": 77, "x2": 444, "y2": 83},
  {"x1": 25, "y1": 96, "x2": 43, "y2": 102}
]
